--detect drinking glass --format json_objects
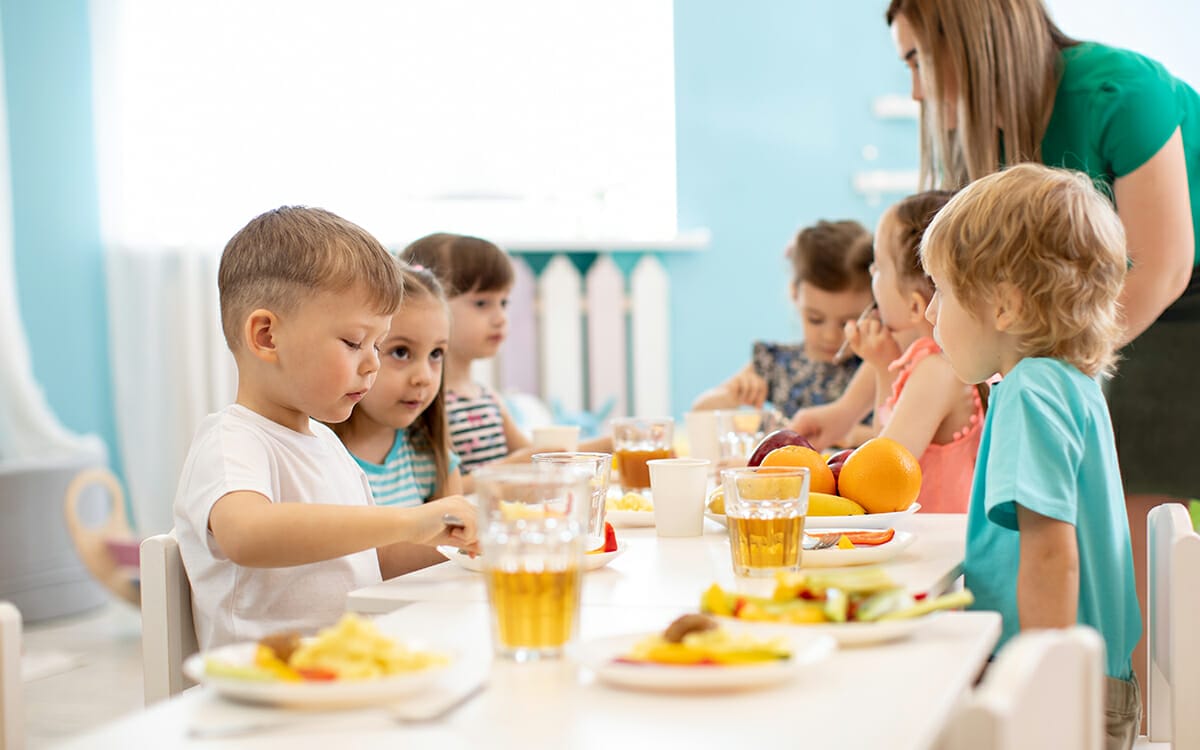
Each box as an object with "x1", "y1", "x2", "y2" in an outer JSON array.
[
  {"x1": 721, "y1": 466, "x2": 811, "y2": 578},
  {"x1": 611, "y1": 417, "x2": 675, "y2": 492},
  {"x1": 474, "y1": 464, "x2": 590, "y2": 661},
  {"x1": 530, "y1": 451, "x2": 611, "y2": 546}
]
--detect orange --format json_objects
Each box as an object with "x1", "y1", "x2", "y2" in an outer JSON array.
[
  {"x1": 837, "y1": 438, "x2": 921, "y2": 514},
  {"x1": 760, "y1": 445, "x2": 837, "y2": 495}
]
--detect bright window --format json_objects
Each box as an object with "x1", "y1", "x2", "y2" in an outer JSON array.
[{"x1": 89, "y1": 0, "x2": 677, "y2": 248}]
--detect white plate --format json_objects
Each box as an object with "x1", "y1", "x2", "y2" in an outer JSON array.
[
  {"x1": 704, "y1": 511, "x2": 727, "y2": 528},
  {"x1": 805, "y1": 503, "x2": 921, "y2": 530},
  {"x1": 183, "y1": 641, "x2": 452, "y2": 708},
  {"x1": 606, "y1": 509, "x2": 655, "y2": 528},
  {"x1": 800, "y1": 530, "x2": 916, "y2": 568},
  {"x1": 578, "y1": 629, "x2": 836, "y2": 692},
  {"x1": 437, "y1": 542, "x2": 627, "y2": 573},
  {"x1": 723, "y1": 616, "x2": 933, "y2": 647}
]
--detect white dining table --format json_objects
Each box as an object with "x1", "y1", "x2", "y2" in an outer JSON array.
[
  {"x1": 63, "y1": 599, "x2": 1000, "y2": 750},
  {"x1": 63, "y1": 512, "x2": 998, "y2": 750},
  {"x1": 347, "y1": 513, "x2": 969, "y2": 614}
]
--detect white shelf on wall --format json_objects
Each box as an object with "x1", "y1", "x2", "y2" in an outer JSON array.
[
  {"x1": 499, "y1": 229, "x2": 711, "y2": 253},
  {"x1": 872, "y1": 94, "x2": 920, "y2": 120}
]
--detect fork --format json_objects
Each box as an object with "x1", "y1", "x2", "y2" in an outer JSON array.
[{"x1": 802, "y1": 535, "x2": 839, "y2": 551}]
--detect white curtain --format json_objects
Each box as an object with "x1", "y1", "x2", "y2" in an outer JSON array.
[
  {"x1": 106, "y1": 247, "x2": 235, "y2": 534},
  {"x1": 0, "y1": 6, "x2": 104, "y2": 466},
  {"x1": 90, "y1": 1, "x2": 676, "y2": 534}
]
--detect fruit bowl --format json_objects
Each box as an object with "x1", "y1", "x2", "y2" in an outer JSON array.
[{"x1": 805, "y1": 503, "x2": 921, "y2": 530}]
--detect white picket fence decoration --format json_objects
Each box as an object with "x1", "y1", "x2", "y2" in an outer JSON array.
[{"x1": 476, "y1": 252, "x2": 671, "y2": 422}]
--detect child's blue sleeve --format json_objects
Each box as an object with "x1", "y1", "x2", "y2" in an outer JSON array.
[
  {"x1": 982, "y1": 379, "x2": 1082, "y2": 531},
  {"x1": 449, "y1": 450, "x2": 462, "y2": 474}
]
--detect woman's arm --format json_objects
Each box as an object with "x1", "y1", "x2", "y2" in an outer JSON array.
[
  {"x1": 1015, "y1": 504, "x2": 1079, "y2": 630},
  {"x1": 1113, "y1": 127, "x2": 1194, "y2": 344}
]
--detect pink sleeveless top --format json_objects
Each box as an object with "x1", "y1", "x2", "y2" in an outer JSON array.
[{"x1": 875, "y1": 338, "x2": 982, "y2": 514}]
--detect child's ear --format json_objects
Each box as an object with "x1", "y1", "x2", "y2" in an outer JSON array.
[
  {"x1": 243, "y1": 309, "x2": 280, "y2": 363},
  {"x1": 993, "y1": 283, "x2": 1023, "y2": 332},
  {"x1": 789, "y1": 281, "x2": 800, "y2": 302},
  {"x1": 907, "y1": 289, "x2": 928, "y2": 323}
]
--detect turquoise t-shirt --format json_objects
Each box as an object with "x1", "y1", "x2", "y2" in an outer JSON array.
[
  {"x1": 1043, "y1": 41, "x2": 1200, "y2": 267},
  {"x1": 354, "y1": 430, "x2": 461, "y2": 508},
  {"x1": 964, "y1": 358, "x2": 1141, "y2": 679}
]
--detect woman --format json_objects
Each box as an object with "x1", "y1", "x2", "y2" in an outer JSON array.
[{"x1": 885, "y1": 0, "x2": 1200, "y2": 740}]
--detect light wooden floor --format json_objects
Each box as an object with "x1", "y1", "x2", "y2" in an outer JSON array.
[{"x1": 21, "y1": 601, "x2": 144, "y2": 748}]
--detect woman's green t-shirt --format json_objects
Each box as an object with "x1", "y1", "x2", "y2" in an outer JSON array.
[{"x1": 1042, "y1": 41, "x2": 1200, "y2": 267}]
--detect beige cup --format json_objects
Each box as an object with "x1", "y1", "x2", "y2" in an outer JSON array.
[
  {"x1": 531, "y1": 425, "x2": 581, "y2": 452},
  {"x1": 647, "y1": 457, "x2": 710, "y2": 537}
]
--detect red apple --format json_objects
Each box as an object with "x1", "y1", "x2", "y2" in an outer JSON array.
[
  {"x1": 826, "y1": 448, "x2": 854, "y2": 493},
  {"x1": 747, "y1": 429, "x2": 816, "y2": 467}
]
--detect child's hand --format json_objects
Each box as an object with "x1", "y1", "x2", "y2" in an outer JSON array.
[
  {"x1": 845, "y1": 318, "x2": 902, "y2": 372},
  {"x1": 726, "y1": 364, "x2": 768, "y2": 408},
  {"x1": 789, "y1": 402, "x2": 854, "y2": 452},
  {"x1": 423, "y1": 495, "x2": 479, "y2": 549}
]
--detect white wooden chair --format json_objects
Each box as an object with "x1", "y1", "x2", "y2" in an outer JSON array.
[
  {"x1": 139, "y1": 533, "x2": 198, "y2": 704},
  {"x1": 938, "y1": 626, "x2": 1105, "y2": 750},
  {"x1": 0, "y1": 602, "x2": 22, "y2": 750},
  {"x1": 1137, "y1": 503, "x2": 1200, "y2": 748}
]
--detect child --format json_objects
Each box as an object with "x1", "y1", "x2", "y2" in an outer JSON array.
[
  {"x1": 921, "y1": 164, "x2": 1141, "y2": 749},
  {"x1": 173, "y1": 207, "x2": 477, "y2": 650},
  {"x1": 844, "y1": 191, "x2": 982, "y2": 512},
  {"x1": 401, "y1": 233, "x2": 609, "y2": 487},
  {"x1": 331, "y1": 263, "x2": 463, "y2": 508},
  {"x1": 692, "y1": 220, "x2": 875, "y2": 439}
]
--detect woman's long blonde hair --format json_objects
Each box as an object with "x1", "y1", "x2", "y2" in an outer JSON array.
[{"x1": 886, "y1": 0, "x2": 1076, "y2": 189}]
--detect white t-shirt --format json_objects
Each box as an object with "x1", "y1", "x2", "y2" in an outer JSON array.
[{"x1": 173, "y1": 404, "x2": 383, "y2": 649}]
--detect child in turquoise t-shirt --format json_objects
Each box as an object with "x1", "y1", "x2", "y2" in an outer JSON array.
[{"x1": 921, "y1": 164, "x2": 1142, "y2": 749}]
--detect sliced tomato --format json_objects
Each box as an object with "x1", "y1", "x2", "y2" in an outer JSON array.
[
  {"x1": 602, "y1": 522, "x2": 618, "y2": 552},
  {"x1": 296, "y1": 667, "x2": 338, "y2": 681},
  {"x1": 817, "y1": 529, "x2": 895, "y2": 546}
]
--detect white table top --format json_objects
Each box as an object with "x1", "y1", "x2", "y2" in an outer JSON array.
[
  {"x1": 64, "y1": 600, "x2": 1000, "y2": 750},
  {"x1": 347, "y1": 513, "x2": 968, "y2": 614}
]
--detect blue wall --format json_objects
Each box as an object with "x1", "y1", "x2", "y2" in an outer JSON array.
[
  {"x1": 2, "y1": 0, "x2": 119, "y2": 467},
  {"x1": 668, "y1": 1, "x2": 916, "y2": 418}
]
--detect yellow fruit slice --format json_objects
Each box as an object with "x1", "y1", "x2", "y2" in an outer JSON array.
[{"x1": 808, "y1": 492, "x2": 867, "y2": 517}]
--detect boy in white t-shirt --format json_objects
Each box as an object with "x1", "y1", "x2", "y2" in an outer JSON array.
[{"x1": 174, "y1": 206, "x2": 478, "y2": 649}]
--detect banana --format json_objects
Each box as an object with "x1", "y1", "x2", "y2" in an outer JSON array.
[{"x1": 808, "y1": 492, "x2": 867, "y2": 516}]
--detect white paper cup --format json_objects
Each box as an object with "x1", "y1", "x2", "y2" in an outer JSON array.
[
  {"x1": 532, "y1": 425, "x2": 581, "y2": 452},
  {"x1": 647, "y1": 458, "x2": 711, "y2": 537},
  {"x1": 684, "y1": 411, "x2": 720, "y2": 466}
]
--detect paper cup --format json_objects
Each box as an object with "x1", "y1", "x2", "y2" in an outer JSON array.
[
  {"x1": 647, "y1": 458, "x2": 710, "y2": 537},
  {"x1": 531, "y1": 425, "x2": 580, "y2": 452}
]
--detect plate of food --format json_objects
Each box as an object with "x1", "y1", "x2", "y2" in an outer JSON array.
[
  {"x1": 578, "y1": 614, "x2": 835, "y2": 692},
  {"x1": 804, "y1": 503, "x2": 921, "y2": 530},
  {"x1": 700, "y1": 567, "x2": 972, "y2": 646},
  {"x1": 183, "y1": 614, "x2": 453, "y2": 707},
  {"x1": 605, "y1": 491, "x2": 655, "y2": 528},
  {"x1": 800, "y1": 529, "x2": 915, "y2": 567},
  {"x1": 437, "y1": 542, "x2": 627, "y2": 574}
]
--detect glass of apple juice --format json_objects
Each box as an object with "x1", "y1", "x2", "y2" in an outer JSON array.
[
  {"x1": 475, "y1": 463, "x2": 591, "y2": 661},
  {"x1": 721, "y1": 466, "x2": 811, "y2": 578}
]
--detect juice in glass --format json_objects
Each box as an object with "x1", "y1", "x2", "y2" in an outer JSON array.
[
  {"x1": 611, "y1": 417, "x2": 675, "y2": 492},
  {"x1": 722, "y1": 466, "x2": 811, "y2": 578},
  {"x1": 487, "y1": 567, "x2": 581, "y2": 651}
]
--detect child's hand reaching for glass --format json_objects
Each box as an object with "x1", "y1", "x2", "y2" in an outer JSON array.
[{"x1": 844, "y1": 316, "x2": 902, "y2": 372}]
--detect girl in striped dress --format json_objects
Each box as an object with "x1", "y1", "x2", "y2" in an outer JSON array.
[{"x1": 332, "y1": 263, "x2": 463, "y2": 514}]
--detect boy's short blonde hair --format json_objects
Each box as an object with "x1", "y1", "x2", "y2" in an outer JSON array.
[
  {"x1": 920, "y1": 164, "x2": 1127, "y2": 378},
  {"x1": 218, "y1": 206, "x2": 403, "y2": 350}
]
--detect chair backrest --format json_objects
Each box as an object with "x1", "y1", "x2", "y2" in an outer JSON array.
[
  {"x1": 939, "y1": 626, "x2": 1105, "y2": 750},
  {"x1": 0, "y1": 602, "x2": 22, "y2": 750},
  {"x1": 1147, "y1": 502, "x2": 1200, "y2": 745},
  {"x1": 139, "y1": 532, "x2": 198, "y2": 704},
  {"x1": 63, "y1": 467, "x2": 139, "y2": 606}
]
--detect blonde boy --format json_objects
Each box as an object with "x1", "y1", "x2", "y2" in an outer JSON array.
[
  {"x1": 174, "y1": 207, "x2": 477, "y2": 649},
  {"x1": 921, "y1": 164, "x2": 1141, "y2": 749}
]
